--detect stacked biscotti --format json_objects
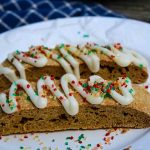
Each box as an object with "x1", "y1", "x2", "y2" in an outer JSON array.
[{"x1": 0, "y1": 43, "x2": 150, "y2": 135}]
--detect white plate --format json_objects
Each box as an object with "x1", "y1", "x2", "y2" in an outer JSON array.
[{"x1": 0, "y1": 17, "x2": 150, "y2": 150}]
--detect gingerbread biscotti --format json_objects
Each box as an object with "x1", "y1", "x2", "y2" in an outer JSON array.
[
  {"x1": 0, "y1": 43, "x2": 148, "y2": 92},
  {"x1": 0, "y1": 73, "x2": 150, "y2": 135}
]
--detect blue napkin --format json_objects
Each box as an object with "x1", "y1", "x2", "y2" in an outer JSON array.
[{"x1": 0, "y1": 0, "x2": 124, "y2": 33}]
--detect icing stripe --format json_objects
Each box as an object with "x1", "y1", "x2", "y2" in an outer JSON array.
[
  {"x1": 0, "y1": 44, "x2": 148, "y2": 83},
  {"x1": 0, "y1": 73, "x2": 135, "y2": 115}
]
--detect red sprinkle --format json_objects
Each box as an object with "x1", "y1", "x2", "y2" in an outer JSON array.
[
  {"x1": 24, "y1": 135, "x2": 28, "y2": 138},
  {"x1": 59, "y1": 96, "x2": 64, "y2": 100},
  {"x1": 69, "y1": 93, "x2": 73, "y2": 96},
  {"x1": 145, "y1": 85, "x2": 149, "y2": 89},
  {"x1": 17, "y1": 84, "x2": 22, "y2": 89},
  {"x1": 27, "y1": 84, "x2": 30, "y2": 88},
  {"x1": 111, "y1": 136, "x2": 114, "y2": 140},
  {"x1": 71, "y1": 80, "x2": 75, "y2": 84},
  {"x1": 105, "y1": 132, "x2": 110, "y2": 136},
  {"x1": 97, "y1": 144, "x2": 100, "y2": 147},
  {"x1": 50, "y1": 75, "x2": 55, "y2": 80},
  {"x1": 53, "y1": 88, "x2": 57, "y2": 91},
  {"x1": 78, "y1": 81, "x2": 82, "y2": 85}
]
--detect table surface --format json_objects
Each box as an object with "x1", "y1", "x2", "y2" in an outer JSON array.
[{"x1": 100, "y1": 0, "x2": 150, "y2": 23}]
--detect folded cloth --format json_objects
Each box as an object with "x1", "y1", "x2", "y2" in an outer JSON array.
[{"x1": 0, "y1": 0, "x2": 125, "y2": 33}]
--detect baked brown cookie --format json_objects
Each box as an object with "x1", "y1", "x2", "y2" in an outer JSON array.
[
  {"x1": 0, "y1": 43, "x2": 148, "y2": 92},
  {"x1": 0, "y1": 74, "x2": 150, "y2": 135}
]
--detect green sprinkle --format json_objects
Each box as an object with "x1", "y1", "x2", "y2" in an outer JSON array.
[
  {"x1": 10, "y1": 105, "x2": 16, "y2": 110},
  {"x1": 60, "y1": 44, "x2": 65, "y2": 49},
  {"x1": 87, "y1": 49, "x2": 97, "y2": 55},
  {"x1": 139, "y1": 64, "x2": 143, "y2": 69},
  {"x1": 87, "y1": 144, "x2": 91, "y2": 147},
  {"x1": 16, "y1": 50, "x2": 20, "y2": 55},
  {"x1": 82, "y1": 83, "x2": 88, "y2": 88},
  {"x1": 78, "y1": 134, "x2": 84, "y2": 141},
  {"x1": 12, "y1": 93, "x2": 17, "y2": 96},
  {"x1": 104, "y1": 93, "x2": 112, "y2": 98},
  {"x1": 125, "y1": 79, "x2": 129, "y2": 83},
  {"x1": 83, "y1": 34, "x2": 89, "y2": 38},
  {"x1": 6, "y1": 99, "x2": 13, "y2": 103},
  {"x1": 43, "y1": 46, "x2": 48, "y2": 49},
  {"x1": 129, "y1": 89, "x2": 133, "y2": 94},
  {"x1": 35, "y1": 91, "x2": 38, "y2": 96},
  {"x1": 40, "y1": 76, "x2": 44, "y2": 80},
  {"x1": 6, "y1": 99, "x2": 10, "y2": 103},
  {"x1": 65, "y1": 142, "x2": 68, "y2": 145},
  {"x1": 27, "y1": 96, "x2": 31, "y2": 101},
  {"x1": 80, "y1": 145, "x2": 85, "y2": 149},
  {"x1": 13, "y1": 82, "x2": 17, "y2": 85},
  {"x1": 57, "y1": 54, "x2": 61, "y2": 59},
  {"x1": 20, "y1": 146, "x2": 24, "y2": 149},
  {"x1": 31, "y1": 53, "x2": 34, "y2": 58}
]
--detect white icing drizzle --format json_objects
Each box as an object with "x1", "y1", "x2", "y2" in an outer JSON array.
[
  {"x1": 0, "y1": 43, "x2": 148, "y2": 83},
  {"x1": 0, "y1": 64, "x2": 18, "y2": 82},
  {"x1": 8, "y1": 53, "x2": 26, "y2": 79},
  {"x1": 0, "y1": 49, "x2": 48, "y2": 81},
  {"x1": 0, "y1": 73, "x2": 135, "y2": 115}
]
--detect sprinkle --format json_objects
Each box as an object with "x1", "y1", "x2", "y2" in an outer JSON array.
[
  {"x1": 66, "y1": 136, "x2": 74, "y2": 140},
  {"x1": 24, "y1": 135, "x2": 28, "y2": 138},
  {"x1": 78, "y1": 81, "x2": 82, "y2": 85},
  {"x1": 57, "y1": 54, "x2": 61, "y2": 59},
  {"x1": 31, "y1": 53, "x2": 35, "y2": 58},
  {"x1": 16, "y1": 50, "x2": 20, "y2": 55},
  {"x1": 88, "y1": 49, "x2": 96, "y2": 55},
  {"x1": 20, "y1": 146, "x2": 24, "y2": 149},
  {"x1": 71, "y1": 80, "x2": 75, "y2": 84},
  {"x1": 26, "y1": 84, "x2": 30, "y2": 89},
  {"x1": 83, "y1": 34, "x2": 89, "y2": 38},
  {"x1": 65, "y1": 142, "x2": 68, "y2": 145},
  {"x1": 52, "y1": 139, "x2": 55, "y2": 142},
  {"x1": 35, "y1": 91, "x2": 38, "y2": 96},
  {"x1": 145, "y1": 85, "x2": 149, "y2": 89},
  {"x1": 139, "y1": 64, "x2": 143, "y2": 69},
  {"x1": 82, "y1": 83, "x2": 88, "y2": 88},
  {"x1": 80, "y1": 145, "x2": 85, "y2": 149},
  {"x1": 60, "y1": 44, "x2": 65, "y2": 49},
  {"x1": 129, "y1": 89, "x2": 133, "y2": 94},
  {"x1": 27, "y1": 96, "x2": 31, "y2": 101},
  {"x1": 59, "y1": 96, "x2": 64, "y2": 100},
  {"x1": 50, "y1": 75, "x2": 55, "y2": 80},
  {"x1": 69, "y1": 93, "x2": 73, "y2": 96}
]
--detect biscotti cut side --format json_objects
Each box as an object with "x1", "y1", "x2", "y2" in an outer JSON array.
[
  {"x1": 0, "y1": 51, "x2": 148, "y2": 92},
  {"x1": 0, "y1": 83, "x2": 150, "y2": 136}
]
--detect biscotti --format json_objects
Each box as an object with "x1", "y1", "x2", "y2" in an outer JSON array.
[
  {"x1": 0, "y1": 43, "x2": 148, "y2": 92},
  {"x1": 0, "y1": 73, "x2": 150, "y2": 135}
]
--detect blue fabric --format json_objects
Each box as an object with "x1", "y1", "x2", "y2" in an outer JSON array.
[{"x1": 0, "y1": 0, "x2": 124, "y2": 33}]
